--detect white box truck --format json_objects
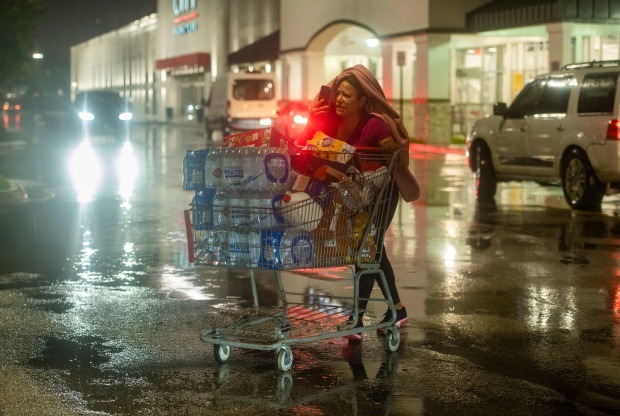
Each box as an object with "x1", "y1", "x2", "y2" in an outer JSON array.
[{"x1": 203, "y1": 70, "x2": 278, "y2": 141}]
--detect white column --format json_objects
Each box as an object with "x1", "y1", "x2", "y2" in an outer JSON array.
[
  {"x1": 413, "y1": 33, "x2": 452, "y2": 144},
  {"x1": 301, "y1": 50, "x2": 325, "y2": 100},
  {"x1": 547, "y1": 22, "x2": 574, "y2": 70},
  {"x1": 381, "y1": 41, "x2": 394, "y2": 99}
]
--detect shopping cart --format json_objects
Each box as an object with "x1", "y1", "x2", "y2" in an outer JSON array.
[{"x1": 185, "y1": 148, "x2": 403, "y2": 371}]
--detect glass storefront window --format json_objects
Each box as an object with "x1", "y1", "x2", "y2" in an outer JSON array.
[
  {"x1": 584, "y1": 34, "x2": 620, "y2": 61},
  {"x1": 453, "y1": 46, "x2": 504, "y2": 135}
]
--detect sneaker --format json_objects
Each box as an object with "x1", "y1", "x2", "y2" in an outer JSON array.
[
  {"x1": 377, "y1": 306, "x2": 407, "y2": 334},
  {"x1": 343, "y1": 313, "x2": 364, "y2": 341}
]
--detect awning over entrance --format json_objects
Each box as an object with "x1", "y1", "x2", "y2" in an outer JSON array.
[
  {"x1": 466, "y1": 0, "x2": 620, "y2": 32},
  {"x1": 228, "y1": 31, "x2": 280, "y2": 65},
  {"x1": 155, "y1": 52, "x2": 211, "y2": 74}
]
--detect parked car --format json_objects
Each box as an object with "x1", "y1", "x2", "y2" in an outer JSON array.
[
  {"x1": 2, "y1": 98, "x2": 22, "y2": 113},
  {"x1": 74, "y1": 90, "x2": 132, "y2": 134},
  {"x1": 467, "y1": 59, "x2": 620, "y2": 211}
]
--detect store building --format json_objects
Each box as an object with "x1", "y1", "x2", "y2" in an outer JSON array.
[{"x1": 70, "y1": 0, "x2": 620, "y2": 144}]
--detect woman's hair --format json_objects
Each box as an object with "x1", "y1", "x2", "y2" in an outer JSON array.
[{"x1": 336, "y1": 74, "x2": 372, "y2": 112}]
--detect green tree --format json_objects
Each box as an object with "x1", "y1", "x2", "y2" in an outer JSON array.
[{"x1": 0, "y1": 0, "x2": 45, "y2": 90}]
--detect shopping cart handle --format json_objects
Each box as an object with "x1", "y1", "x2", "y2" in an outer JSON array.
[{"x1": 354, "y1": 146, "x2": 383, "y2": 154}]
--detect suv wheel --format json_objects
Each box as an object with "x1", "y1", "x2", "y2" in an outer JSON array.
[
  {"x1": 472, "y1": 141, "x2": 497, "y2": 201},
  {"x1": 561, "y1": 149, "x2": 605, "y2": 211}
]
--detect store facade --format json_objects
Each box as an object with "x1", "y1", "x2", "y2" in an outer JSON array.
[{"x1": 70, "y1": 0, "x2": 620, "y2": 144}]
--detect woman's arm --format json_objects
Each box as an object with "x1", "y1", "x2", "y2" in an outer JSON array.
[
  {"x1": 378, "y1": 136, "x2": 408, "y2": 172},
  {"x1": 297, "y1": 99, "x2": 332, "y2": 145}
]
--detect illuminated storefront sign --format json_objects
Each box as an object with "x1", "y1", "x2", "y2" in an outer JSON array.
[
  {"x1": 173, "y1": 0, "x2": 196, "y2": 15},
  {"x1": 172, "y1": 0, "x2": 199, "y2": 36}
]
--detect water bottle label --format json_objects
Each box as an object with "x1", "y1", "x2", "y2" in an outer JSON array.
[
  {"x1": 204, "y1": 149, "x2": 222, "y2": 187},
  {"x1": 264, "y1": 153, "x2": 289, "y2": 185},
  {"x1": 228, "y1": 198, "x2": 250, "y2": 227},
  {"x1": 259, "y1": 229, "x2": 284, "y2": 269}
]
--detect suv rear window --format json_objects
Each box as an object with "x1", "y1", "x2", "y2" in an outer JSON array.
[
  {"x1": 577, "y1": 72, "x2": 618, "y2": 115},
  {"x1": 232, "y1": 79, "x2": 275, "y2": 101}
]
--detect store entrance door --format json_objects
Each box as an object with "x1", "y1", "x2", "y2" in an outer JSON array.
[{"x1": 179, "y1": 76, "x2": 206, "y2": 122}]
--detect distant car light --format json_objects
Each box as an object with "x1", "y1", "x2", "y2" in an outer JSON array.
[
  {"x1": 119, "y1": 112, "x2": 133, "y2": 121},
  {"x1": 259, "y1": 118, "x2": 273, "y2": 126},
  {"x1": 293, "y1": 114, "x2": 308, "y2": 125},
  {"x1": 79, "y1": 111, "x2": 95, "y2": 121}
]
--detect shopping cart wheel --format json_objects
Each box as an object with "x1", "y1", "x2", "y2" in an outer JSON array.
[
  {"x1": 276, "y1": 372, "x2": 293, "y2": 403},
  {"x1": 214, "y1": 344, "x2": 231, "y2": 363},
  {"x1": 277, "y1": 346, "x2": 293, "y2": 372},
  {"x1": 384, "y1": 327, "x2": 400, "y2": 352}
]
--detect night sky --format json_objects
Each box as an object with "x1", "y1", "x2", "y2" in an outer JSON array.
[{"x1": 34, "y1": 0, "x2": 157, "y2": 60}]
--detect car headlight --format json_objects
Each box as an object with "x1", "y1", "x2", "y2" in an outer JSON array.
[
  {"x1": 293, "y1": 114, "x2": 308, "y2": 125},
  {"x1": 119, "y1": 112, "x2": 133, "y2": 121},
  {"x1": 259, "y1": 118, "x2": 272, "y2": 126},
  {"x1": 79, "y1": 111, "x2": 95, "y2": 121}
]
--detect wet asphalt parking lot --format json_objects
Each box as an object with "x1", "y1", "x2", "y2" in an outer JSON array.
[{"x1": 0, "y1": 121, "x2": 619, "y2": 415}]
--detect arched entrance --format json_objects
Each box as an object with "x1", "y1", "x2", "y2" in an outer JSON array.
[
  {"x1": 283, "y1": 23, "x2": 383, "y2": 101},
  {"x1": 281, "y1": 23, "x2": 416, "y2": 136}
]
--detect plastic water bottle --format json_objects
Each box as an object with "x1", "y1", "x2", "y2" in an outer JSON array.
[
  {"x1": 184, "y1": 149, "x2": 209, "y2": 190},
  {"x1": 280, "y1": 228, "x2": 313, "y2": 268},
  {"x1": 247, "y1": 231, "x2": 262, "y2": 268},
  {"x1": 213, "y1": 231, "x2": 231, "y2": 266},
  {"x1": 195, "y1": 230, "x2": 219, "y2": 264},
  {"x1": 204, "y1": 148, "x2": 222, "y2": 188},
  {"x1": 229, "y1": 197, "x2": 251, "y2": 227},
  {"x1": 247, "y1": 196, "x2": 278, "y2": 229},
  {"x1": 259, "y1": 229, "x2": 285, "y2": 269},
  {"x1": 212, "y1": 192, "x2": 230, "y2": 228},
  {"x1": 242, "y1": 147, "x2": 264, "y2": 190},
  {"x1": 193, "y1": 187, "x2": 217, "y2": 230},
  {"x1": 228, "y1": 231, "x2": 250, "y2": 266},
  {"x1": 221, "y1": 148, "x2": 245, "y2": 189}
]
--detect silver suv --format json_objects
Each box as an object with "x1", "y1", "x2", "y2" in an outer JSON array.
[{"x1": 467, "y1": 60, "x2": 620, "y2": 211}]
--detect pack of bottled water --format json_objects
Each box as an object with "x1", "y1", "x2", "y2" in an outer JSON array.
[{"x1": 190, "y1": 145, "x2": 310, "y2": 268}]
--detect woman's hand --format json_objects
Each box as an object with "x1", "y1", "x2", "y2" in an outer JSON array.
[
  {"x1": 297, "y1": 99, "x2": 330, "y2": 145},
  {"x1": 308, "y1": 99, "x2": 330, "y2": 118}
]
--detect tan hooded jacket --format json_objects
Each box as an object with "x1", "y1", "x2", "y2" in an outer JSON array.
[{"x1": 308, "y1": 64, "x2": 420, "y2": 202}]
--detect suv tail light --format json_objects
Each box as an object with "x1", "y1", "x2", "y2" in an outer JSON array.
[{"x1": 607, "y1": 119, "x2": 620, "y2": 140}]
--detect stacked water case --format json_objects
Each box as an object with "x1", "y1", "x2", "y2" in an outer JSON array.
[{"x1": 186, "y1": 146, "x2": 317, "y2": 269}]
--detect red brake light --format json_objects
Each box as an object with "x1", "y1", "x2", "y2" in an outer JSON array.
[{"x1": 607, "y1": 119, "x2": 620, "y2": 140}]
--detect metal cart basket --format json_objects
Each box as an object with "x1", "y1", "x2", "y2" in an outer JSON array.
[{"x1": 185, "y1": 148, "x2": 403, "y2": 371}]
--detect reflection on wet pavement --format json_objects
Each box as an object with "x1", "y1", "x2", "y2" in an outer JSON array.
[{"x1": 1, "y1": 125, "x2": 619, "y2": 414}]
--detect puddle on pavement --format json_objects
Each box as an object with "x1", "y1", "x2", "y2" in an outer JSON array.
[
  {"x1": 26, "y1": 291, "x2": 74, "y2": 313},
  {"x1": 28, "y1": 335, "x2": 123, "y2": 370}
]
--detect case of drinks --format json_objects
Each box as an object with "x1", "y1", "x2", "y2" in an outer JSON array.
[{"x1": 185, "y1": 134, "x2": 393, "y2": 271}]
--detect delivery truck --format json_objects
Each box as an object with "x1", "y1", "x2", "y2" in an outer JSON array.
[{"x1": 204, "y1": 70, "x2": 278, "y2": 141}]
